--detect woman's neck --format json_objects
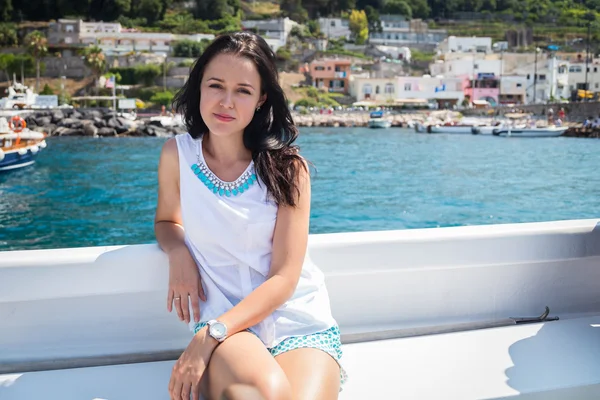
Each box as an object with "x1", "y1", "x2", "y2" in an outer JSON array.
[{"x1": 203, "y1": 132, "x2": 252, "y2": 167}]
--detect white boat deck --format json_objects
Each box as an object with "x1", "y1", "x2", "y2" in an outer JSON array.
[
  {"x1": 2, "y1": 315, "x2": 600, "y2": 399},
  {"x1": 2, "y1": 219, "x2": 600, "y2": 399}
]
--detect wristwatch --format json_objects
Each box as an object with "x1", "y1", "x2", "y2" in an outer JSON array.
[{"x1": 207, "y1": 319, "x2": 228, "y2": 342}]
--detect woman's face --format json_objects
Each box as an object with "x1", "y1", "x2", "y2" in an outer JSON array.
[{"x1": 199, "y1": 53, "x2": 265, "y2": 138}]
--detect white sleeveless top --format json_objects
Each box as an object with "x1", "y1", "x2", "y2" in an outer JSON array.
[{"x1": 175, "y1": 133, "x2": 337, "y2": 347}]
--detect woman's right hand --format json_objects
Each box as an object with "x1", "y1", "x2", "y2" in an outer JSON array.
[{"x1": 167, "y1": 245, "x2": 207, "y2": 324}]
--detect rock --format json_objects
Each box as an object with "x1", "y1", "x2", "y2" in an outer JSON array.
[
  {"x1": 103, "y1": 112, "x2": 117, "y2": 121},
  {"x1": 55, "y1": 127, "x2": 84, "y2": 136},
  {"x1": 59, "y1": 118, "x2": 83, "y2": 129},
  {"x1": 98, "y1": 127, "x2": 117, "y2": 137},
  {"x1": 51, "y1": 110, "x2": 65, "y2": 123},
  {"x1": 115, "y1": 125, "x2": 129, "y2": 134},
  {"x1": 32, "y1": 125, "x2": 56, "y2": 135},
  {"x1": 70, "y1": 110, "x2": 82, "y2": 119},
  {"x1": 82, "y1": 110, "x2": 103, "y2": 120},
  {"x1": 145, "y1": 125, "x2": 172, "y2": 137},
  {"x1": 83, "y1": 123, "x2": 99, "y2": 137},
  {"x1": 93, "y1": 117, "x2": 106, "y2": 127},
  {"x1": 25, "y1": 115, "x2": 37, "y2": 127},
  {"x1": 106, "y1": 118, "x2": 119, "y2": 128},
  {"x1": 35, "y1": 116, "x2": 52, "y2": 126}
]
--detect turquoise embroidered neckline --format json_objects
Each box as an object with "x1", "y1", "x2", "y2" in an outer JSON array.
[{"x1": 192, "y1": 140, "x2": 257, "y2": 197}]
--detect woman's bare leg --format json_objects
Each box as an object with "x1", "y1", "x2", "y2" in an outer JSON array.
[
  {"x1": 220, "y1": 384, "x2": 266, "y2": 400},
  {"x1": 275, "y1": 348, "x2": 340, "y2": 400},
  {"x1": 201, "y1": 331, "x2": 292, "y2": 400}
]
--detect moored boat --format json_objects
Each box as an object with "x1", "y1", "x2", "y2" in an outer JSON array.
[
  {"x1": 493, "y1": 126, "x2": 568, "y2": 138},
  {"x1": 0, "y1": 116, "x2": 47, "y2": 172},
  {"x1": 367, "y1": 111, "x2": 392, "y2": 129}
]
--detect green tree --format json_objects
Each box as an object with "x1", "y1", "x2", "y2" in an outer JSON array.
[
  {"x1": 365, "y1": 6, "x2": 382, "y2": 34},
  {"x1": 136, "y1": 0, "x2": 164, "y2": 25},
  {"x1": 90, "y1": 0, "x2": 132, "y2": 21},
  {"x1": 172, "y1": 39, "x2": 210, "y2": 57},
  {"x1": 0, "y1": 53, "x2": 14, "y2": 84},
  {"x1": 0, "y1": 23, "x2": 18, "y2": 46},
  {"x1": 0, "y1": 0, "x2": 13, "y2": 22},
  {"x1": 306, "y1": 20, "x2": 321, "y2": 37},
  {"x1": 280, "y1": 0, "x2": 309, "y2": 23},
  {"x1": 349, "y1": 9, "x2": 369, "y2": 44},
  {"x1": 384, "y1": 0, "x2": 413, "y2": 17},
  {"x1": 407, "y1": 0, "x2": 430, "y2": 18},
  {"x1": 40, "y1": 83, "x2": 54, "y2": 95},
  {"x1": 480, "y1": 0, "x2": 497, "y2": 12},
  {"x1": 81, "y1": 45, "x2": 106, "y2": 93},
  {"x1": 195, "y1": 0, "x2": 230, "y2": 20},
  {"x1": 24, "y1": 30, "x2": 47, "y2": 93},
  {"x1": 134, "y1": 64, "x2": 161, "y2": 86}
]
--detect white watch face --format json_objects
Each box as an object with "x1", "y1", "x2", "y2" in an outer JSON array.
[{"x1": 210, "y1": 322, "x2": 226, "y2": 338}]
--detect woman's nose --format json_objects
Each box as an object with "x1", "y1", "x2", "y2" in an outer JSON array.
[{"x1": 220, "y1": 91, "x2": 234, "y2": 108}]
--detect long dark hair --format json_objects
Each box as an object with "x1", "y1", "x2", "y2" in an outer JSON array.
[{"x1": 172, "y1": 32, "x2": 306, "y2": 207}]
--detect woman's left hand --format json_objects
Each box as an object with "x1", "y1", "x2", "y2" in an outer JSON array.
[{"x1": 168, "y1": 328, "x2": 217, "y2": 400}]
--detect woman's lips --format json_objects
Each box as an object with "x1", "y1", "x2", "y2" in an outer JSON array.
[{"x1": 214, "y1": 113, "x2": 235, "y2": 122}]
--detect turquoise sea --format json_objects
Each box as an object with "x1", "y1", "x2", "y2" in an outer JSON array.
[{"x1": 1, "y1": 128, "x2": 599, "y2": 251}]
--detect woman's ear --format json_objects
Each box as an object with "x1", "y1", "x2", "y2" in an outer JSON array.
[{"x1": 258, "y1": 93, "x2": 267, "y2": 108}]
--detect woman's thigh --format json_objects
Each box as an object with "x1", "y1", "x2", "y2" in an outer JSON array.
[
  {"x1": 275, "y1": 348, "x2": 340, "y2": 400},
  {"x1": 202, "y1": 332, "x2": 292, "y2": 400}
]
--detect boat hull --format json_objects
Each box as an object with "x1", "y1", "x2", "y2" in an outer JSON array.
[
  {"x1": 430, "y1": 125, "x2": 476, "y2": 134},
  {"x1": 0, "y1": 146, "x2": 40, "y2": 171},
  {"x1": 493, "y1": 127, "x2": 568, "y2": 138},
  {"x1": 368, "y1": 119, "x2": 392, "y2": 129}
]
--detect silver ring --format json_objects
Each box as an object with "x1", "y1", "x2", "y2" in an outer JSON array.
[{"x1": 174, "y1": 297, "x2": 181, "y2": 301}]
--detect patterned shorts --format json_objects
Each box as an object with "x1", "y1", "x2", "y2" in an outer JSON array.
[{"x1": 194, "y1": 323, "x2": 348, "y2": 388}]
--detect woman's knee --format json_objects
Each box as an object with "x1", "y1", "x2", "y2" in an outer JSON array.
[
  {"x1": 249, "y1": 370, "x2": 292, "y2": 400},
  {"x1": 220, "y1": 383, "x2": 266, "y2": 400}
]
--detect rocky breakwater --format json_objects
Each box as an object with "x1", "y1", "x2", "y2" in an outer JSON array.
[
  {"x1": 22, "y1": 108, "x2": 186, "y2": 138},
  {"x1": 562, "y1": 126, "x2": 600, "y2": 138}
]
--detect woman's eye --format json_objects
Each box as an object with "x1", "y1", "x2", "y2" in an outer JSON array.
[
  {"x1": 238, "y1": 89, "x2": 251, "y2": 95},
  {"x1": 209, "y1": 84, "x2": 222, "y2": 89}
]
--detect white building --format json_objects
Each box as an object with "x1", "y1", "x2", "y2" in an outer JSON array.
[
  {"x1": 499, "y1": 75, "x2": 527, "y2": 105},
  {"x1": 369, "y1": 15, "x2": 447, "y2": 46},
  {"x1": 318, "y1": 18, "x2": 351, "y2": 40},
  {"x1": 48, "y1": 19, "x2": 215, "y2": 56},
  {"x1": 80, "y1": 32, "x2": 215, "y2": 56},
  {"x1": 241, "y1": 17, "x2": 298, "y2": 51},
  {"x1": 350, "y1": 77, "x2": 397, "y2": 102},
  {"x1": 430, "y1": 55, "x2": 500, "y2": 79},
  {"x1": 350, "y1": 75, "x2": 464, "y2": 107},
  {"x1": 375, "y1": 45, "x2": 412, "y2": 62},
  {"x1": 512, "y1": 56, "x2": 570, "y2": 103},
  {"x1": 396, "y1": 76, "x2": 465, "y2": 107},
  {"x1": 436, "y1": 36, "x2": 492, "y2": 54},
  {"x1": 567, "y1": 58, "x2": 600, "y2": 93}
]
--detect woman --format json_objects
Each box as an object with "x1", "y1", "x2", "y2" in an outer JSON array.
[{"x1": 154, "y1": 32, "x2": 346, "y2": 400}]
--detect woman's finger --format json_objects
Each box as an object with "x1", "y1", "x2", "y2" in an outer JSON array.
[
  {"x1": 181, "y1": 293, "x2": 191, "y2": 323},
  {"x1": 173, "y1": 380, "x2": 183, "y2": 400},
  {"x1": 180, "y1": 382, "x2": 192, "y2": 400},
  {"x1": 174, "y1": 294, "x2": 184, "y2": 321},
  {"x1": 191, "y1": 382, "x2": 201, "y2": 400},
  {"x1": 167, "y1": 289, "x2": 174, "y2": 312},
  {"x1": 198, "y1": 276, "x2": 207, "y2": 302},
  {"x1": 168, "y1": 370, "x2": 176, "y2": 399}
]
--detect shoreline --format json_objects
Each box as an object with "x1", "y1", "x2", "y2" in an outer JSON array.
[{"x1": 2, "y1": 108, "x2": 596, "y2": 138}]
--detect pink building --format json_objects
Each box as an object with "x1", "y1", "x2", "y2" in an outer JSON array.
[
  {"x1": 309, "y1": 58, "x2": 352, "y2": 94},
  {"x1": 463, "y1": 73, "x2": 500, "y2": 106}
]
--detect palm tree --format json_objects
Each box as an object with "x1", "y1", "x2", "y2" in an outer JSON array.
[
  {"x1": 82, "y1": 45, "x2": 107, "y2": 94},
  {"x1": 24, "y1": 30, "x2": 48, "y2": 93}
]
